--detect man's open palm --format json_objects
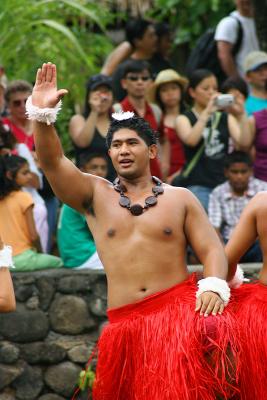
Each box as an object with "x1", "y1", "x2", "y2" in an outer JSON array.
[{"x1": 32, "y1": 63, "x2": 68, "y2": 108}]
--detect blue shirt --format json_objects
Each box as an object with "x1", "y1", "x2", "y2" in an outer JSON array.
[
  {"x1": 245, "y1": 95, "x2": 267, "y2": 116},
  {"x1": 57, "y1": 204, "x2": 96, "y2": 268}
]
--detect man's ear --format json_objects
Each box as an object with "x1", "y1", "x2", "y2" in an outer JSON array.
[
  {"x1": 148, "y1": 144, "x2": 158, "y2": 160},
  {"x1": 245, "y1": 72, "x2": 252, "y2": 84}
]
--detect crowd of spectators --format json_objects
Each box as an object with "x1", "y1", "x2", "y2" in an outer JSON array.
[{"x1": 0, "y1": 0, "x2": 267, "y2": 268}]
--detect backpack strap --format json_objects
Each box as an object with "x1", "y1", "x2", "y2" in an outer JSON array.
[{"x1": 229, "y1": 15, "x2": 243, "y2": 56}]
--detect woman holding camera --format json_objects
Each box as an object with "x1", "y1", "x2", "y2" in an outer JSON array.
[
  {"x1": 69, "y1": 74, "x2": 115, "y2": 181},
  {"x1": 175, "y1": 69, "x2": 250, "y2": 211}
]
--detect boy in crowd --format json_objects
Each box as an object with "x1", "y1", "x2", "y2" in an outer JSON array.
[
  {"x1": 208, "y1": 151, "x2": 267, "y2": 262},
  {"x1": 244, "y1": 50, "x2": 267, "y2": 115},
  {"x1": 57, "y1": 153, "x2": 106, "y2": 269}
]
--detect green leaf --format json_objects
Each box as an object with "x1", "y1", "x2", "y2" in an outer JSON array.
[
  {"x1": 36, "y1": 0, "x2": 105, "y2": 31},
  {"x1": 31, "y1": 19, "x2": 90, "y2": 67}
]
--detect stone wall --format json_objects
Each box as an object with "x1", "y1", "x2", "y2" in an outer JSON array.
[
  {"x1": 0, "y1": 265, "x2": 261, "y2": 400},
  {"x1": 0, "y1": 269, "x2": 107, "y2": 400}
]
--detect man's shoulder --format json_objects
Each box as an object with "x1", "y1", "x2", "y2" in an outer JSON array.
[{"x1": 215, "y1": 11, "x2": 240, "y2": 40}]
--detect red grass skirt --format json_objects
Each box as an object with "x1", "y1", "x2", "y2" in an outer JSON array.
[
  {"x1": 93, "y1": 274, "x2": 239, "y2": 400},
  {"x1": 231, "y1": 283, "x2": 267, "y2": 400}
]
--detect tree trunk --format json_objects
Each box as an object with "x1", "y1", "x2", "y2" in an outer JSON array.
[{"x1": 253, "y1": 0, "x2": 267, "y2": 51}]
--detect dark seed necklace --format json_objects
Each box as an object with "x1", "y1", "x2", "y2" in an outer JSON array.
[{"x1": 113, "y1": 176, "x2": 164, "y2": 216}]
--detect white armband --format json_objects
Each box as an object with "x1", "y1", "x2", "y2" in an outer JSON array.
[
  {"x1": 0, "y1": 245, "x2": 15, "y2": 269},
  {"x1": 26, "y1": 95, "x2": 62, "y2": 125},
  {"x1": 228, "y1": 265, "x2": 249, "y2": 288},
  {"x1": 196, "y1": 277, "x2": 230, "y2": 305}
]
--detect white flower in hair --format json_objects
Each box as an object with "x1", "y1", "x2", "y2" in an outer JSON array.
[{"x1": 112, "y1": 111, "x2": 135, "y2": 121}]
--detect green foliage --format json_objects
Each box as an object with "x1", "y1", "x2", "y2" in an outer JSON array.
[
  {"x1": 150, "y1": 0, "x2": 235, "y2": 46},
  {"x1": 0, "y1": 0, "x2": 113, "y2": 150}
]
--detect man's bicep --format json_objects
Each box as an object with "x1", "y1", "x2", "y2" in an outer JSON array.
[
  {"x1": 184, "y1": 193, "x2": 222, "y2": 257},
  {"x1": 44, "y1": 156, "x2": 95, "y2": 212},
  {"x1": 225, "y1": 204, "x2": 257, "y2": 264}
]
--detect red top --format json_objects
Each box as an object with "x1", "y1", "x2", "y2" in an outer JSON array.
[
  {"x1": 2, "y1": 117, "x2": 34, "y2": 151},
  {"x1": 160, "y1": 121, "x2": 185, "y2": 175},
  {"x1": 120, "y1": 97, "x2": 162, "y2": 179}
]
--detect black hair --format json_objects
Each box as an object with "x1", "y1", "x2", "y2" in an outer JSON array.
[
  {"x1": 0, "y1": 120, "x2": 16, "y2": 150},
  {"x1": 121, "y1": 59, "x2": 151, "y2": 79},
  {"x1": 221, "y1": 77, "x2": 249, "y2": 99},
  {"x1": 224, "y1": 151, "x2": 252, "y2": 169},
  {"x1": 188, "y1": 69, "x2": 216, "y2": 90},
  {"x1": 76, "y1": 152, "x2": 107, "y2": 169},
  {"x1": 106, "y1": 115, "x2": 158, "y2": 149},
  {"x1": 0, "y1": 154, "x2": 28, "y2": 199},
  {"x1": 154, "y1": 22, "x2": 171, "y2": 39},
  {"x1": 125, "y1": 19, "x2": 153, "y2": 47}
]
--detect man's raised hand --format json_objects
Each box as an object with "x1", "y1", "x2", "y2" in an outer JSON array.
[{"x1": 32, "y1": 63, "x2": 68, "y2": 109}]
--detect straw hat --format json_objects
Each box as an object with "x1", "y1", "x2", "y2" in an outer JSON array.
[{"x1": 147, "y1": 69, "x2": 188, "y2": 104}]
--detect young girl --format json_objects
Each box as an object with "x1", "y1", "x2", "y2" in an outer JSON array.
[
  {"x1": 148, "y1": 69, "x2": 187, "y2": 182},
  {"x1": 0, "y1": 234, "x2": 16, "y2": 312},
  {"x1": 69, "y1": 74, "x2": 115, "y2": 181},
  {"x1": 175, "y1": 69, "x2": 251, "y2": 210},
  {"x1": 0, "y1": 155, "x2": 63, "y2": 271},
  {"x1": 225, "y1": 192, "x2": 267, "y2": 399}
]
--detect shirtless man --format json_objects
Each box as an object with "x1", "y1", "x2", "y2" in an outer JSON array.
[
  {"x1": 27, "y1": 63, "x2": 237, "y2": 400},
  {"x1": 225, "y1": 192, "x2": 267, "y2": 399}
]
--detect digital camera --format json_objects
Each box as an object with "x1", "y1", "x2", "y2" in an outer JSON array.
[{"x1": 214, "y1": 94, "x2": 234, "y2": 108}]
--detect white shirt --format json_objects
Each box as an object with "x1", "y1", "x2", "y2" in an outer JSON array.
[{"x1": 215, "y1": 11, "x2": 259, "y2": 76}]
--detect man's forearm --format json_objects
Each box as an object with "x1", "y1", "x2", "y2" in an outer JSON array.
[{"x1": 33, "y1": 121, "x2": 64, "y2": 171}]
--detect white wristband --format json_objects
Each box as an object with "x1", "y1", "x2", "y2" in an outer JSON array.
[
  {"x1": 26, "y1": 95, "x2": 62, "y2": 125},
  {"x1": 0, "y1": 245, "x2": 15, "y2": 269},
  {"x1": 196, "y1": 277, "x2": 230, "y2": 305},
  {"x1": 228, "y1": 265, "x2": 249, "y2": 288}
]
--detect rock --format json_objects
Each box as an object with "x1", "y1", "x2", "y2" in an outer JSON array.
[
  {"x1": 46, "y1": 332, "x2": 97, "y2": 351},
  {"x1": 58, "y1": 276, "x2": 92, "y2": 294},
  {"x1": 0, "y1": 363, "x2": 24, "y2": 390},
  {"x1": 12, "y1": 365, "x2": 43, "y2": 400},
  {"x1": 88, "y1": 298, "x2": 107, "y2": 317},
  {"x1": 44, "y1": 362, "x2": 81, "y2": 397},
  {"x1": 25, "y1": 295, "x2": 39, "y2": 310},
  {"x1": 19, "y1": 342, "x2": 66, "y2": 365},
  {"x1": 0, "y1": 389, "x2": 16, "y2": 400},
  {"x1": 36, "y1": 277, "x2": 56, "y2": 311},
  {"x1": 14, "y1": 285, "x2": 34, "y2": 302},
  {"x1": 49, "y1": 296, "x2": 89, "y2": 335},
  {"x1": 0, "y1": 311, "x2": 49, "y2": 343},
  {"x1": 38, "y1": 395, "x2": 65, "y2": 400},
  {"x1": 67, "y1": 345, "x2": 92, "y2": 363},
  {"x1": 93, "y1": 282, "x2": 107, "y2": 300},
  {"x1": 0, "y1": 343, "x2": 20, "y2": 364}
]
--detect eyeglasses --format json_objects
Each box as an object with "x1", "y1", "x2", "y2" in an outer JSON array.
[
  {"x1": 126, "y1": 75, "x2": 151, "y2": 82},
  {"x1": 12, "y1": 98, "x2": 28, "y2": 107}
]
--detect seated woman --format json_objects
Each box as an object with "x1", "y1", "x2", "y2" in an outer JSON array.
[{"x1": 69, "y1": 74, "x2": 115, "y2": 181}]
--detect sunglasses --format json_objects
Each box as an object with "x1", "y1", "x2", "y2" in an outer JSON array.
[
  {"x1": 12, "y1": 98, "x2": 28, "y2": 107},
  {"x1": 126, "y1": 75, "x2": 151, "y2": 82}
]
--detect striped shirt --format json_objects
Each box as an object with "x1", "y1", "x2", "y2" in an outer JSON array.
[{"x1": 208, "y1": 177, "x2": 267, "y2": 240}]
